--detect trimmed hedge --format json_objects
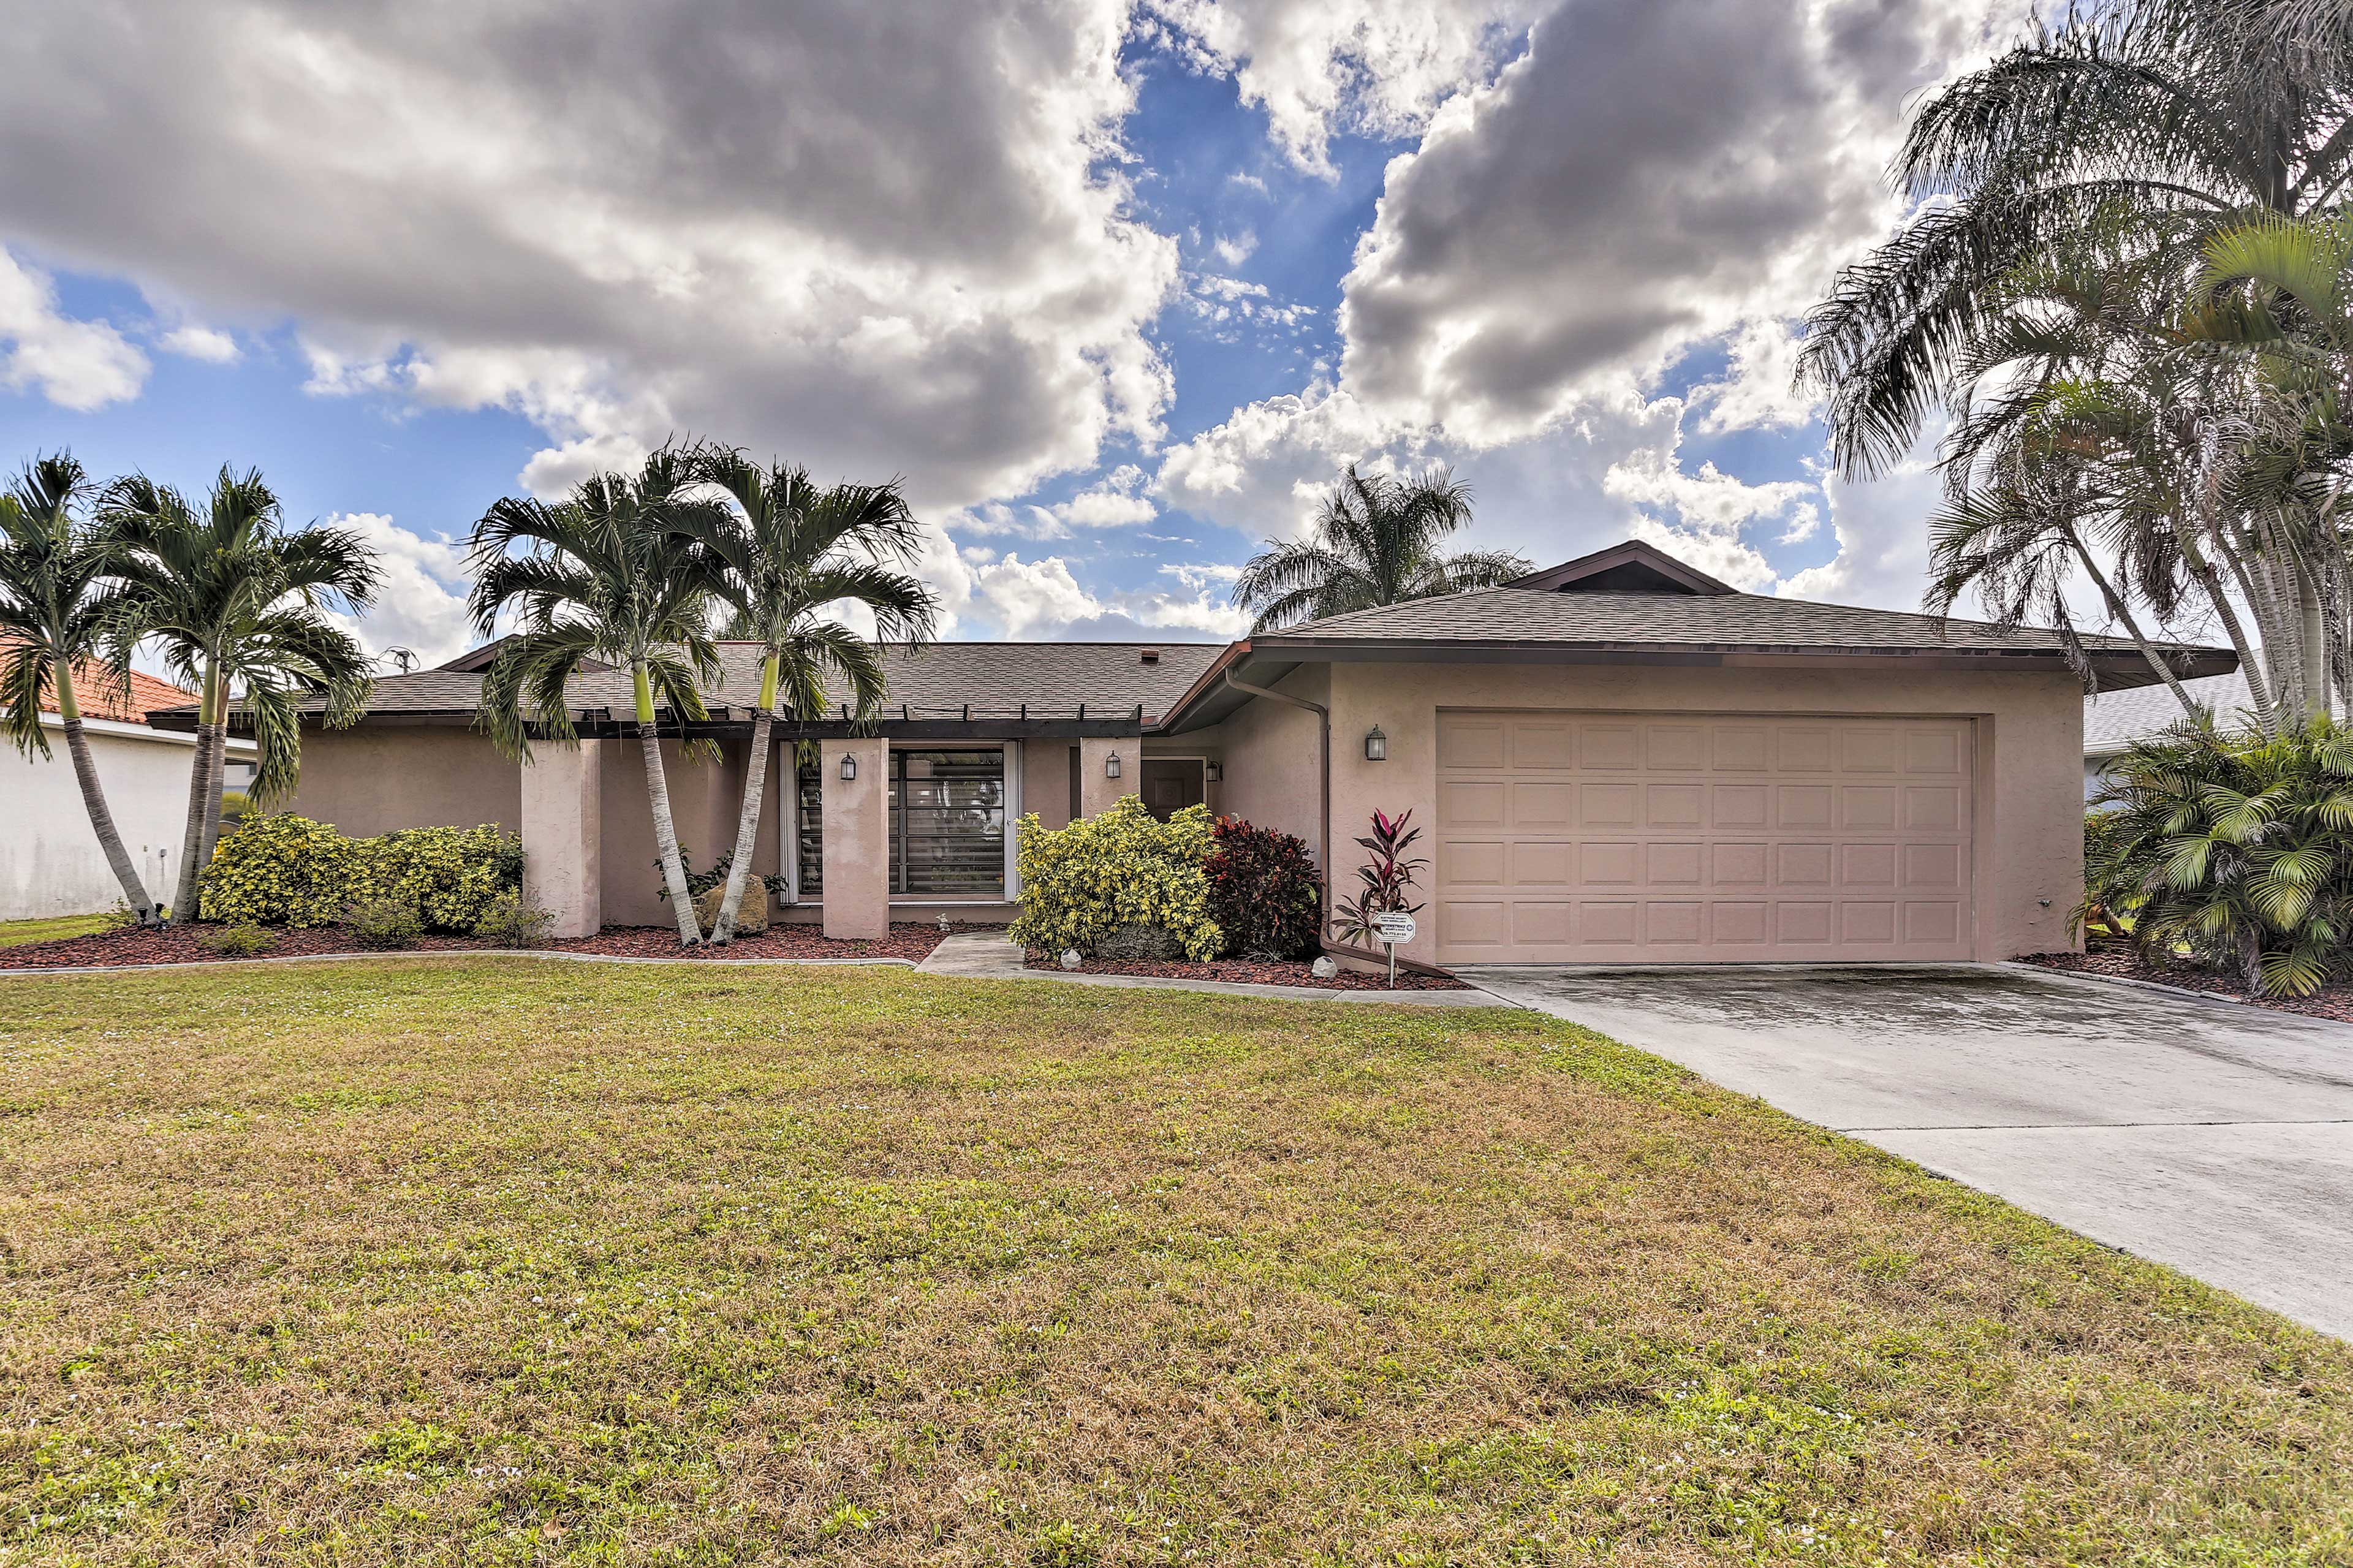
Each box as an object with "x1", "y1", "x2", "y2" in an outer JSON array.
[
  {"x1": 1010, "y1": 797, "x2": 1221, "y2": 961},
  {"x1": 200, "y1": 815, "x2": 523, "y2": 931}
]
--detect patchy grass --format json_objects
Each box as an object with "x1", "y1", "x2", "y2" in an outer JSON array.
[
  {"x1": 2, "y1": 961, "x2": 2349, "y2": 1566},
  {"x1": 0, "y1": 913, "x2": 114, "y2": 949}
]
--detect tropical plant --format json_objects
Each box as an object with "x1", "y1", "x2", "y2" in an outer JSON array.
[
  {"x1": 2086, "y1": 714, "x2": 2353, "y2": 996},
  {"x1": 1231, "y1": 464, "x2": 1531, "y2": 632},
  {"x1": 1009, "y1": 797, "x2": 1221, "y2": 961},
  {"x1": 199, "y1": 812, "x2": 361, "y2": 926},
  {"x1": 362, "y1": 824, "x2": 524, "y2": 931},
  {"x1": 656, "y1": 846, "x2": 786, "y2": 906},
  {"x1": 0, "y1": 453, "x2": 158, "y2": 923},
  {"x1": 1330, "y1": 808, "x2": 1425, "y2": 947},
  {"x1": 344, "y1": 893, "x2": 423, "y2": 950},
  {"x1": 681, "y1": 447, "x2": 939, "y2": 942},
  {"x1": 198, "y1": 923, "x2": 277, "y2": 958},
  {"x1": 1205, "y1": 816, "x2": 1322, "y2": 960},
  {"x1": 100, "y1": 466, "x2": 377, "y2": 922},
  {"x1": 1801, "y1": 0, "x2": 2353, "y2": 726},
  {"x1": 468, "y1": 449, "x2": 730, "y2": 944},
  {"x1": 470, "y1": 891, "x2": 556, "y2": 949}
]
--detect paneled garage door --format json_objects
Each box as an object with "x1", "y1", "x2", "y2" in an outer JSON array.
[{"x1": 1436, "y1": 711, "x2": 1974, "y2": 964}]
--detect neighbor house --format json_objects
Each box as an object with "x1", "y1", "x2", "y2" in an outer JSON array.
[
  {"x1": 3, "y1": 653, "x2": 256, "y2": 920},
  {"x1": 151, "y1": 540, "x2": 2233, "y2": 968}
]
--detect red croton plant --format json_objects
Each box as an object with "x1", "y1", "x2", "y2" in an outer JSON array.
[{"x1": 1330, "y1": 808, "x2": 1426, "y2": 947}]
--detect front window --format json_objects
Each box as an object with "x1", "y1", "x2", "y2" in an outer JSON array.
[{"x1": 793, "y1": 747, "x2": 1007, "y2": 899}]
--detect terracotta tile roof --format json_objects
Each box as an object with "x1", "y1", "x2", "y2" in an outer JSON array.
[{"x1": 3, "y1": 642, "x2": 200, "y2": 723}]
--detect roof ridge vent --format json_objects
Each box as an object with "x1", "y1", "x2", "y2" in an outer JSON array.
[{"x1": 1139, "y1": 648, "x2": 1160, "y2": 664}]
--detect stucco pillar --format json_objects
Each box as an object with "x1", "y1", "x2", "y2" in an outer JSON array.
[
  {"x1": 521, "y1": 740, "x2": 601, "y2": 939},
  {"x1": 822, "y1": 737, "x2": 889, "y2": 940},
  {"x1": 1076, "y1": 736, "x2": 1140, "y2": 819}
]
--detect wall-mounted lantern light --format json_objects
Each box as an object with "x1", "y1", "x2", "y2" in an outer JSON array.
[
  {"x1": 1205, "y1": 760, "x2": 1223, "y2": 782},
  {"x1": 1364, "y1": 725, "x2": 1388, "y2": 762},
  {"x1": 839, "y1": 753, "x2": 858, "y2": 781},
  {"x1": 1105, "y1": 750, "x2": 1122, "y2": 779}
]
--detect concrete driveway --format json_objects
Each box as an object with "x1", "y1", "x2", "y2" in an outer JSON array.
[{"x1": 1466, "y1": 963, "x2": 2353, "y2": 1339}]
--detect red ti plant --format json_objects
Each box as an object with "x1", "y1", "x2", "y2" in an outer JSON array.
[{"x1": 1330, "y1": 808, "x2": 1427, "y2": 945}]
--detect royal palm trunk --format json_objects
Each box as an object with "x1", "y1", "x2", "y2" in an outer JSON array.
[
  {"x1": 53, "y1": 681, "x2": 157, "y2": 924},
  {"x1": 709, "y1": 653, "x2": 779, "y2": 944},
  {"x1": 637, "y1": 662, "x2": 702, "y2": 944}
]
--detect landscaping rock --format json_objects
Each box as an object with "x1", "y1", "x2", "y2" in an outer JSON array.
[
  {"x1": 1311, "y1": 956, "x2": 1338, "y2": 979},
  {"x1": 1095, "y1": 922, "x2": 1185, "y2": 961},
  {"x1": 1060, "y1": 949, "x2": 1083, "y2": 970},
  {"x1": 695, "y1": 880, "x2": 769, "y2": 936}
]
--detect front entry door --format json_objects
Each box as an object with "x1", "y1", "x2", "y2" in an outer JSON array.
[{"x1": 1141, "y1": 759, "x2": 1206, "y2": 821}]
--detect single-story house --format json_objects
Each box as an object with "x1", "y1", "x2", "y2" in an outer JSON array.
[
  {"x1": 3, "y1": 653, "x2": 256, "y2": 920},
  {"x1": 151, "y1": 540, "x2": 2233, "y2": 968},
  {"x1": 2082, "y1": 672, "x2": 2253, "y2": 799}
]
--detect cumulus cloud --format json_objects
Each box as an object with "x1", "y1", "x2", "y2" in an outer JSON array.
[
  {"x1": 1143, "y1": 0, "x2": 1548, "y2": 173},
  {"x1": 968, "y1": 550, "x2": 1249, "y2": 640},
  {"x1": 0, "y1": 248, "x2": 146, "y2": 409},
  {"x1": 156, "y1": 324, "x2": 240, "y2": 365},
  {"x1": 322, "y1": 513, "x2": 478, "y2": 668},
  {"x1": 0, "y1": 0, "x2": 1178, "y2": 510}
]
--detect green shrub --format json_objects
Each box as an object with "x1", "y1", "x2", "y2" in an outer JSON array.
[
  {"x1": 1010, "y1": 797, "x2": 1221, "y2": 961},
  {"x1": 198, "y1": 815, "x2": 520, "y2": 931},
  {"x1": 471, "y1": 892, "x2": 556, "y2": 949},
  {"x1": 2087, "y1": 715, "x2": 2353, "y2": 996},
  {"x1": 199, "y1": 813, "x2": 362, "y2": 926},
  {"x1": 1205, "y1": 816, "x2": 1322, "y2": 960},
  {"x1": 363, "y1": 825, "x2": 523, "y2": 932},
  {"x1": 199, "y1": 923, "x2": 278, "y2": 958},
  {"x1": 346, "y1": 895, "x2": 423, "y2": 950}
]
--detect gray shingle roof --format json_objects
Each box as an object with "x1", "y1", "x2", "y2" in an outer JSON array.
[
  {"x1": 160, "y1": 640, "x2": 1224, "y2": 725},
  {"x1": 1271, "y1": 586, "x2": 2210, "y2": 657}
]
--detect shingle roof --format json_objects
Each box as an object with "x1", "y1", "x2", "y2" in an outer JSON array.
[
  {"x1": 1271, "y1": 586, "x2": 2214, "y2": 659},
  {"x1": 2076, "y1": 670, "x2": 2347, "y2": 753},
  {"x1": 164, "y1": 640, "x2": 1226, "y2": 725}
]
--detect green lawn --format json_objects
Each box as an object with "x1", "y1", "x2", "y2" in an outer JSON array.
[
  {"x1": 0, "y1": 912, "x2": 113, "y2": 949},
  {"x1": 2, "y1": 961, "x2": 2348, "y2": 1564}
]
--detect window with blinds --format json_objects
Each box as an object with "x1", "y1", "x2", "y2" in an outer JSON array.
[{"x1": 793, "y1": 748, "x2": 1006, "y2": 899}]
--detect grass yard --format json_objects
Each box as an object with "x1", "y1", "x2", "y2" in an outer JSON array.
[
  {"x1": 3, "y1": 962, "x2": 2350, "y2": 1565},
  {"x1": 0, "y1": 913, "x2": 114, "y2": 949}
]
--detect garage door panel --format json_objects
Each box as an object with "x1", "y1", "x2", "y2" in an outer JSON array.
[{"x1": 1438, "y1": 711, "x2": 1972, "y2": 963}]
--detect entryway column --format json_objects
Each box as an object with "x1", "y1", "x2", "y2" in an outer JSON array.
[
  {"x1": 1076, "y1": 736, "x2": 1140, "y2": 819},
  {"x1": 521, "y1": 740, "x2": 601, "y2": 939},
  {"x1": 822, "y1": 737, "x2": 889, "y2": 939}
]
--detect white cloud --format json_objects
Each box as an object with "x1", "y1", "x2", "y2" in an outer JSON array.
[
  {"x1": 969, "y1": 550, "x2": 1248, "y2": 640},
  {"x1": 157, "y1": 323, "x2": 240, "y2": 364},
  {"x1": 0, "y1": 0, "x2": 1179, "y2": 513},
  {"x1": 1051, "y1": 463, "x2": 1157, "y2": 527},
  {"x1": 1689, "y1": 317, "x2": 1817, "y2": 434},
  {"x1": 0, "y1": 249, "x2": 147, "y2": 409},
  {"x1": 325, "y1": 513, "x2": 478, "y2": 668},
  {"x1": 1142, "y1": 0, "x2": 1548, "y2": 175},
  {"x1": 1212, "y1": 230, "x2": 1257, "y2": 267}
]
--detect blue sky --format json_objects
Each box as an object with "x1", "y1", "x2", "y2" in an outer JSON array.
[{"x1": 0, "y1": 1, "x2": 2001, "y2": 659}]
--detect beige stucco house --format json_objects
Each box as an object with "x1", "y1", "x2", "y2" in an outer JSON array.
[{"x1": 153, "y1": 541, "x2": 2232, "y2": 968}]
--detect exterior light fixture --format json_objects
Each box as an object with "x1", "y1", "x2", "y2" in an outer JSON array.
[
  {"x1": 1205, "y1": 760, "x2": 1223, "y2": 782},
  {"x1": 1105, "y1": 750, "x2": 1122, "y2": 779},
  {"x1": 839, "y1": 753, "x2": 858, "y2": 781},
  {"x1": 1364, "y1": 725, "x2": 1388, "y2": 762}
]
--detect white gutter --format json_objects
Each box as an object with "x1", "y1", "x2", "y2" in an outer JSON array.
[{"x1": 34, "y1": 712, "x2": 255, "y2": 752}]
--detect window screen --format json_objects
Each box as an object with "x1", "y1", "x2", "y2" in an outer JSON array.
[{"x1": 793, "y1": 748, "x2": 1007, "y2": 899}]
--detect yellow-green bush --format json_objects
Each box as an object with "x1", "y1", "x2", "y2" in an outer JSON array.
[
  {"x1": 200, "y1": 816, "x2": 522, "y2": 931},
  {"x1": 199, "y1": 813, "x2": 362, "y2": 926},
  {"x1": 361, "y1": 825, "x2": 525, "y2": 931},
  {"x1": 1010, "y1": 797, "x2": 1221, "y2": 960}
]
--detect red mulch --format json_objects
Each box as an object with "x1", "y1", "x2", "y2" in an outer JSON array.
[
  {"x1": 1023, "y1": 949, "x2": 1468, "y2": 991},
  {"x1": 2020, "y1": 950, "x2": 2353, "y2": 1023},
  {"x1": 0, "y1": 921, "x2": 975, "y2": 969}
]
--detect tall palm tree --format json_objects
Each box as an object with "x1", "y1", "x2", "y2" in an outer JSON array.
[
  {"x1": 0, "y1": 454, "x2": 159, "y2": 923},
  {"x1": 469, "y1": 449, "x2": 729, "y2": 945},
  {"x1": 683, "y1": 448, "x2": 940, "y2": 944},
  {"x1": 102, "y1": 468, "x2": 378, "y2": 922},
  {"x1": 1231, "y1": 464, "x2": 1530, "y2": 632}
]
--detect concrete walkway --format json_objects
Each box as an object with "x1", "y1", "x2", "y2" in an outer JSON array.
[
  {"x1": 917, "y1": 932, "x2": 1512, "y2": 1007},
  {"x1": 1466, "y1": 962, "x2": 2353, "y2": 1339}
]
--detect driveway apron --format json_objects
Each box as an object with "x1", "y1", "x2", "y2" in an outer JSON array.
[{"x1": 1466, "y1": 963, "x2": 2353, "y2": 1339}]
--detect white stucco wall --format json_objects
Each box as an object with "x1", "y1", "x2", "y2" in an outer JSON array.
[{"x1": 0, "y1": 717, "x2": 241, "y2": 920}]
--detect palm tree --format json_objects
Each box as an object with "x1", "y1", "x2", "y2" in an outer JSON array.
[
  {"x1": 683, "y1": 448, "x2": 940, "y2": 944},
  {"x1": 1231, "y1": 464, "x2": 1530, "y2": 631},
  {"x1": 0, "y1": 454, "x2": 159, "y2": 923},
  {"x1": 102, "y1": 468, "x2": 378, "y2": 923},
  {"x1": 469, "y1": 449, "x2": 729, "y2": 945}
]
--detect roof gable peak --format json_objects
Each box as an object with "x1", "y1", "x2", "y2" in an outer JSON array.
[{"x1": 1506, "y1": 539, "x2": 1737, "y2": 596}]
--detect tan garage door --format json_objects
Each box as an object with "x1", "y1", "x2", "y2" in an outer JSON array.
[{"x1": 1436, "y1": 711, "x2": 1973, "y2": 964}]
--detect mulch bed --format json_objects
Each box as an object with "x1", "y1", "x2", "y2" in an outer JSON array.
[
  {"x1": 0, "y1": 921, "x2": 976, "y2": 969},
  {"x1": 2020, "y1": 950, "x2": 2353, "y2": 1023},
  {"x1": 1024, "y1": 949, "x2": 1469, "y2": 991}
]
